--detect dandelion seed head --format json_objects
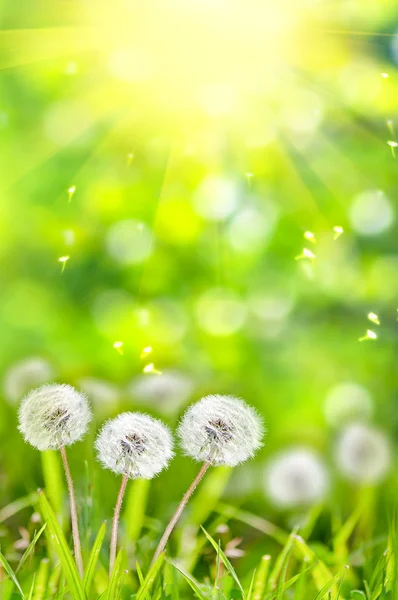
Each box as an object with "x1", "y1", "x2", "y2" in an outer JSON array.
[
  {"x1": 3, "y1": 357, "x2": 54, "y2": 405},
  {"x1": 18, "y1": 384, "x2": 92, "y2": 451},
  {"x1": 95, "y1": 412, "x2": 174, "y2": 479},
  {"x1": 335, "y1": 423, "x2": 391, "y2": 484},
  {"x1": 265, "y1": 448, "x2": 329, "y2": 509},
  {"x1": 178, "y1": 394, "x2": 264, "y2": 467}
]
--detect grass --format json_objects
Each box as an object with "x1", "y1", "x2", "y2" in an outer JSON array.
[{"x1": 0, "y1": 457, "x2": 397, "y2": 600}]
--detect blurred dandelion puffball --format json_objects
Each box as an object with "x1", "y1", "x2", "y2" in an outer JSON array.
[
  {"x1": 106, "y1": 219, "x2": 153, "y2": 265},
  {"x1": 178, "y1": 395, "x2": 264, "y2": 467},
  {"x1": 95, "y1": 412, "x2": 174, "y2": 479},
  {"x1": 18, "y1": 384, "x2": 92, "y2": 451},
  {"x1": 4, "y1": 356, "x2": 54, "y2": 404},
  {"x1": 349, "y1": 190, "x2": 394, "y2": 236},
  {"x1": 192, "y1": 176, "x2": 240, "y2": 221},
  {"x1": 265, "y1": 448, "x2": 328, "y2": 509},
  {"x1": 324, "y1": 382, "x2": 373, "y2": 428},
  {"x1": 335, "y1": 423, "x2": 391, "y2": 484},
  {"x1": 127, "y1": 370, "x2": 194, "y2": 416}
]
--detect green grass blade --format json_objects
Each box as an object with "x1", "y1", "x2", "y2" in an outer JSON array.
[
  {"x1": 83, "y1": 521, "x2": 107, "y2": 597},
  {"x1": 293, "y1": 535, "x2": 336, "y2": 593},
  {"x1": 201, "y1": 526, "x2": 245, "y2": 598},
  {"x1": 267, "y1": 533, "x2": 296, "y2": 592},
  {"x1": 171, "y1": 562, "x2": 208, "y2": 600},
  {"x1": 266, "y1": 563, "x2": 315, "y2": 600},
  {"x1": 246, "y1": 569, "x2": 256, "y2": 600},
  {"x1": 135, "y1": 554, "x2": 164, "y2": 600},
  {"x1": 27, "y1": 575, "x2": 36, "y2": 600},
  {"x1": 125, "y1": 479, "x2": 150, "y2": 543},
  {"x1": 252, "y1": 555, "x2": 271, "y2": 600},
  {"x1": 275, "y1": 545, "x2": 294, "y2": 600},
  {"x1": 107, "y1": 549, "x2": 125, "y2": 600},
  {"x1": 45, "y1": 564, "x2": 61, "y2": 599},
  {"x1": 0, "y1": 548, "x2": 25, "y2": 599},
  {"x1": 312, "y1": 572, "x2": 342, "y2": 600},
  {"x1": 136, "y1": 561, "x2": 145, "y2": 587},
  {"x1": 216, "y1": 503, "x2": 288, "y2": 546},
  {"x1": 38, "y1": 489, "x2": 85, "y2": 600},
  {"x1": 41, "y1": 451, "x2": 64, "y2": 516},
  {"x1": 0, "y1": 493, "x2": 38, "y2": 523},
  {"x1": 32, "y1": 558, "x2": 50, "y2": 600},
  {"x1": 16, "y1": 523, "x2": 47, "y2": 574}
]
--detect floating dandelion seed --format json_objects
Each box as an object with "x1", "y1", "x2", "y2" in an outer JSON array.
[
  {"x1": 127, "y1": 153, "x2": 134, "y2": 166},
  {"x1": 295, "y1": 248, "x2": 316, "y2": 261},
  {"x1": 67, "y1": 185, "x2": 76, "y2": 202},
  {"x1": 381, "y1": 73, "x2": 389, "y2": 79},
  {"x1": 18, "y1": 384, "x2": 92, "y2": 577},
  {"x1": 95, "y1": 412, "x2": 173, "y2": 574},
  {"x1": 304, "y1": 231, "x2": 316, "y2": 244},
  {"x1": 333, "y1": 225, "x2": 344, "y2": 240},
  {"x1": 265, "y1": 448, "x2": 329, "y2": 509},
  {"x1": 113, "y1": 341, "x2": 124, "y2": 355},
  {"x1": 150, "y1": 395, "x2": 264, "y2": 566},
  {"x1": 358, "y1": 329, "x2": 377, "y2": 342},
  {"x1": 367, "y1": 312, "x2": 380, "y2": 325},
  {"x1": 335, "y1": 423, "x2": 391, "y2": 484},
  {"x1": 140, "y1": 346, "x2": 152, "y2": 359},
  {"x1": 143, "y1": 363, "x2": 162, "y2": 375},
  {"x1": 58, "y1": 255, "x2": 70, "y2": 273}
]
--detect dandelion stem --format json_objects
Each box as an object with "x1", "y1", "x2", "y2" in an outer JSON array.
[
  {"x1": 110, "y1": 474, "x2": 129, "y2": 577},
  {"x1": 150, "y1": 461, "x2": 211, "y2": 566},
  {"x1": 60, "y1": 446, "x2": 84, "y2": 578}
]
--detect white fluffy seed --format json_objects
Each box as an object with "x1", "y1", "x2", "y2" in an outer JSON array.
[
  {"x1": 335, "y1": 423, "x2": 391, "y2": 484},
  {"x1": 178, "y1": 394, "x2": 264, "y2": 467},
  {"x1": 265, "y1": 448, "x2": 329, "y2": 509},
  {"x1": 95, "y1": 412, "x2": 174, "y2": 479},
  {"x1": 18, "y1": 384, "x2": 92, "y2": 451}
]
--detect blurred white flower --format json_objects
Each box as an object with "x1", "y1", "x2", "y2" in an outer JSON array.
[
  {"x1": 195, "y1": 288, "x2": 247, "y2": 336},
  {"x1": 265, "y1": 448, "x2": 329, "y2": 508},
  {"x1": 78, "y1": 377, "x2": 119, "y2": 408},
  {"x1": 349, "y1": 190, "x2": 394, "y2": 236},
  {"x1": 335, "y1": 423, "x2": 391, "y2": 484},
  {"x1": 324, "y1": 382, "x2": 373, "y2": 428},
  {"x1": 3, "y1": 357, "x2": 54, "y2": 404},
  {"x1": 193, "y1": 176, "x2": 240, "y2": 221},
  {"x1": 18, "y1": 384, "x2": 92, "y2": 451},
  {"x1": 178, "y1": 394, "x2": 264, "y2": 466},
  {"x1": 226, "y1": 204, "x2": 278, "y2": 255},
  {"x1": 106, "y1": 219, "x2": 153, "y2": 265},
  {"x1": 127, "y1": 370, "x2": 194, "y2": 415},
  {"x1": 95, "y1": 412, "x2": 174, "y2": 479}
]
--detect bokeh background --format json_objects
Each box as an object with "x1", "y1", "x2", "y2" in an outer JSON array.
[{"x1": 1, "y1": 0, "x2": 398, "y2": 589}]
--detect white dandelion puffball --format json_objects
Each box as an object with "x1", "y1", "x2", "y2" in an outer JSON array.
[
  {"x1": 18, "y1": 384, "x2": 92, "y2": 451},
  {"x1": 127, "y1": 370, "x2": 194, "y2": 416},
  {"x1": 178, "y1": 394, "x2": 264, "y2": 467},
  {"x1": 265, "y1": 448, "x2": 329, "y2": 509},
  {"x1": 4, "y1": 357, "x2": 54, "y2": 404},
  {"x1": 335, "y1": 423, "x2": 391, "y2": 484},
  {"x1": 95, "y1": 412, "x2": 174, "y2": 479},
  {"x1": 324, "y1": 382, "x2": 373, "y2": 428}
]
